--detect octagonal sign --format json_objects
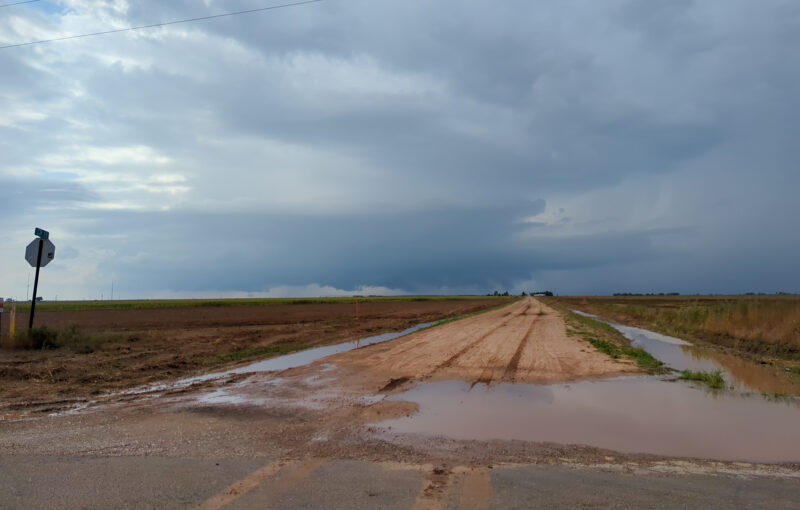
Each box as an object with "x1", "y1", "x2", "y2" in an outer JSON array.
[{"x1": 25, "y1": 238, "x2": 56, "y2": 268}]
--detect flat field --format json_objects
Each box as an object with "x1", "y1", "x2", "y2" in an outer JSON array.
[
  {"x1": 0, "y1": 296, "x2": 512, "y2": 416},
  {"x1": 551, "y1": 295, "x2": 800, "y2": 360}
]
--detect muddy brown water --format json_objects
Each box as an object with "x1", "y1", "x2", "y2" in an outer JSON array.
[
  {"x1": 381, "y1": 378, "x2": 800, "y2": 463},
  {"x1": 575, "y1": 311, "x2": 800, "y2": 395},
  {"x1": 378, "y1": 316, "x2": 800, "y2": 463}
]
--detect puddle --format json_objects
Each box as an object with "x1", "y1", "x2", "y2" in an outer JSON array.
[
  {"x1": 573, "y1": 311, "x2": 800, "y2": 395},
  {"x1": 381, "y1": 378, "x2": 800, "y2": 463},
  {"x1": 197, "y1": 388, "x2": 250, "y2": 405},
  {"x1": 176, "y1": 322, "x2": 434, "y2": 386}
]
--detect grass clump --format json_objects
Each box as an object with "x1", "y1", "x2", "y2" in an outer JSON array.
[
  {"x1": 9, "y1": 324, "x2": 122, "y2": 353},
  {"x1": 585, "y1": 338, "x2": 619, "y2": 358},
  {"x1": 625, "y1": 346, "x2": 665, "y2": 371},
  {"x1": 559, "y1": 312, "x2": 664, "y2": 373},
  {"x1": 680, "y1": 369, "x2": 726, "y2": 389},
  {"x1": 561, "y1": 311, "x2": 663, "y2": 372},
  {"x1": 584, "y1": 337, "x2": 664, "y2": 372},
  {"x1": 14, "y1": 326, "x2": 59, "y2": 350}
]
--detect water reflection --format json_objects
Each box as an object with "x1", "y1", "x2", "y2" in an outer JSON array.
[
  {"x1": 382, "y1": 378, "x2": 800, "y2": 463},
  {"x1": 574, "y1": 311, "x2": 800, "y2": 395},
  {"x1": 179, "y1": 322, "x2": 434, "y2": 386}
]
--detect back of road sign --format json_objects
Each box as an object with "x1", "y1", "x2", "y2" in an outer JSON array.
[{"x1": 25, "y1": 239, "x2": 56, "y2": 268}]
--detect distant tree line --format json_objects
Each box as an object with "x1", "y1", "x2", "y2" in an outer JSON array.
[
  {"x1": 487, "y1": 290, "x2": 553, "y2": 297},
  {"x1": 613, "y1": 292, "x2": 681, "y2": 296},
  {"x1": 613, "y1": 292, "x2": 796, "y2": 296}
]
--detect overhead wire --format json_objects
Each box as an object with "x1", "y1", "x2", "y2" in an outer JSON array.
[
  {"x1": 0, "y1": 0, "x2": 323, "y2": 49},
  {"x1": 0, "y1": 0, "x2": 42, "y2": 7}
]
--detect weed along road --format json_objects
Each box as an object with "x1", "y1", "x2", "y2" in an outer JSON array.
[{"x1": 2, "y1": 298, "x2": 800, "y2": 509}]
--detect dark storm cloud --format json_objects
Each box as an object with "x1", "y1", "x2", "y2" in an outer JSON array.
[
  {"x1": 0, "y1": 174, "x2": 96, "y2": 211},
  {"x1": 1, "y1": 0, "x2": 799, "y2": 298},
  {"x1": 71, "y1": 207, "x2": 668, "y2": 295}
]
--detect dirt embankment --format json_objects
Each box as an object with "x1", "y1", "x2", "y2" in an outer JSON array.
[
  {"x1": 326, "y1": 298, "x2": 640, "y2": 391},
  {"x1": 0, "y1": 299, "x2": 510, "y2": 416}
]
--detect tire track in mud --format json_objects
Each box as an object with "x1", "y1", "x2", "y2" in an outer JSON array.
[
  {"x1": 435, "y1": 323, "x2": 507, "y2": 372},
  {"x1": 426, "y1": 303, "x2": 531, "y2": 378},
  {"x1": 466, "y1": 304, "x2": 536, "y2": 386},
  {"x1": 517, "y1": 316, "x2": 569, "y2": 382},
  {"x1": 370, "y1": 302, "x2": 526, "y2": 364},
  {"x1": 474, "y1": 356, "x2": 499, "y2": 386},
  {"x1": 502, "y1": 316, "x2": 538, "y2": 382}
]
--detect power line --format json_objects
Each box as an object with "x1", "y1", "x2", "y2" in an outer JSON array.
[
  {"x1": 0, "y1": 0, "x2": 323, "y2": 50},
  {"x1": 0, "y1": 0, "x2": 42, "y2": 8}
]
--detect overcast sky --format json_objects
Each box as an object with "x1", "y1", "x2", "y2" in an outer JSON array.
[{"x1": 1, "y1": 0, "x2": 799, "y2": 300}]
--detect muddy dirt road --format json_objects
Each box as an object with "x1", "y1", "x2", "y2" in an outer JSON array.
[
  {"x1": 2, "y1": 298, "x2": 800, "y2": 509},
  {"x1": 330, "y1": 298, "x2": 639, "y2": 388}
]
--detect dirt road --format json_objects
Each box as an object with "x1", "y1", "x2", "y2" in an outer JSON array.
[{"x1": 329, "y1": 297, "x2": 639, "y2": 389}]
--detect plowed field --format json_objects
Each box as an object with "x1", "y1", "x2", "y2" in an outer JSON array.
[{"x1": 0, "y1": 298, "x2": 510, "y2": 417}]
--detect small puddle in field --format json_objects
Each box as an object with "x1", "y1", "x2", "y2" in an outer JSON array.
[
  {"x1": 381, "y1": 378, "x2": 800, "y2": 463},
  {"x1": 573, "y1": 311, "x2": 800, "y2": 395}
]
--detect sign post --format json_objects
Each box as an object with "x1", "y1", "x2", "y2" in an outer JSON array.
[
  {"x1": 25, "y1": 228, "x2": 56, "y2": 329},
  {"x1": 9, "y1": 304, "x2": 15, "y2": 341}
]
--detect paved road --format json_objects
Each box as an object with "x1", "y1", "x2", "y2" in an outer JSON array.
[{"x1": 2, "y1": 455, "x2": 799, "y2": 509}]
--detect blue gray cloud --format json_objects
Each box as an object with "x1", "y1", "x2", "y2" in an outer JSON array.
[{"x1": 1, "y1": 0, "x2": 799, "y2": 299}]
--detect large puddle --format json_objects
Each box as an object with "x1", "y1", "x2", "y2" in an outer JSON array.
[
  {"x1": 379, "y1": 315, "x2": 800, "y2": 463},
  {"x1": 381, "y1": 378, "x2": 800, "y2": 463}
]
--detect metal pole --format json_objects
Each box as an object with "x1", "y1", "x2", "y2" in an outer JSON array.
[{"x1": 29, "y1": 239, "x2": 43, "y2": 329}]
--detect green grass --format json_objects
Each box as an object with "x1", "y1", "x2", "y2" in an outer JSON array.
[
  {"x1": 10, "y1": 295, "x2": 506, "y2": 312},
  {"x1": 680, "y1": 369, "x2": 726, "y2": 389},
  {"x1": 193, "y1": 344, "x2": 308, "y2": 365},
  {"x1": 563, "y1": 312, "x2": 664, "y2": 373},
  {"x1": 567, "y1": 312, "x2": 621, "y2": 335},
  {"x1": 584, "y1": 337, "x2": 664, "y2": 372}
]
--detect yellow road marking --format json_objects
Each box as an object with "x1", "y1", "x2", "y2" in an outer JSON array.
[
  {"x1": 196, "y1": 459, "x2": 293, "y2": 510},
  {"x1": 411, "y1": 467, "x2": 453, "y2": 510},
  {"x1": 460, "y1": 467, "x2": 491, "y2": 510}
]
